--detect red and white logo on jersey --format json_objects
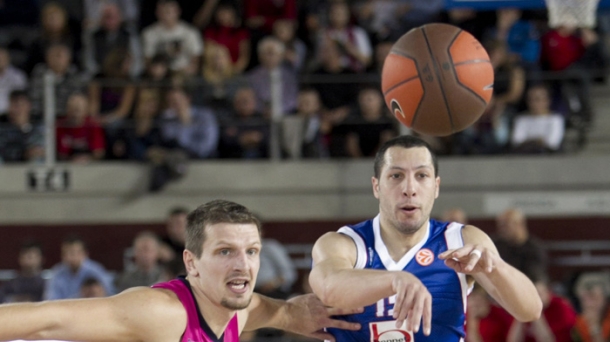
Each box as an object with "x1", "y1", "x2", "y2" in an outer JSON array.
[
  {"x1": 415, "y1": 248, "x2": 434, "y2": 266},
  {"x1": 370, "y1": 320, "x2": 413, "y2": 342}
]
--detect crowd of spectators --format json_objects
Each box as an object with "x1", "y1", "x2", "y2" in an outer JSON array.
[{"x1": 0, "y1": 0, "x2": 607, "y2": 166}]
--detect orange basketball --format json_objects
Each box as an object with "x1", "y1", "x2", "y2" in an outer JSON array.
[{"x1": 381, "y1": 23, "x2": 494, "y2": 136}]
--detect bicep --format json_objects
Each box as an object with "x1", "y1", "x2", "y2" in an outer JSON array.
[{"x1": 310, "y1": 232, "x2": 358, "y2": 287}]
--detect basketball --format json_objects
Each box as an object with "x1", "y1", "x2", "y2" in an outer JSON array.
[{"x1": 381, "y1": 23, "x2": 494, "y2": 136}]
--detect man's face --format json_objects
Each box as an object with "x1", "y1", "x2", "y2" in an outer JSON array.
[
  {"x1": 233, "y1": 89, "x2": 257, "y2": 117},
  {"x1": 259, "y1": 42, "x2": 283, "y2": 69},
  {"x1": 8, "y1": 96, "x2": 31, "y2": 126},
  {"x1": 157, "y1": 2, "x2": 180, "y2": 26},
  {"x1": 19, "y1": 248, "x2": 43, "y2": 272},
  {"x1": 101, "y1": 4, "x2": 122, "y2": 31},
  {"x1": 372, "y1": 146, "x2": 440, "y2": 235},
  {"x1": 46, "y1": 46, "x2": 71, "y2": 74},
  {"x1": 496, "y1": 210, "x2": 526, "y2": 243},
  {"x1": 61, "y1": 242, "x2": 87, "y2": 271},
  {"x1": 187, "y1": 223, "x2": 261, "y2": 311},
  {"x1": 66, "y1": 94, "x2": 88, "y2": 121},
  {"x1": 134, "y1": 237, "x2": 159, "y2": 270}
]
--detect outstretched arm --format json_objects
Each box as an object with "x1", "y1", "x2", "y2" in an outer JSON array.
[
  {"x1": 439, "y1": 225, "x2": 542, "y2": 322},
  {"x1": 309, "y1": 232, "x2": 431, "y2": 334}
]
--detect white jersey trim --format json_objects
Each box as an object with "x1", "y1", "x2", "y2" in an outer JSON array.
[
  {"x1": 373, "y1": 215, "x2": 431, "y2": 271},
  {"x1": 338, "y1": 226, "x2": 368, "y2": 269},
  {"x1": 445, "y1": 222, "x2": 471, "y2": 313}
]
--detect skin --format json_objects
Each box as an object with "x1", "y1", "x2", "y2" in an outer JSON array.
[
  {"x1": 310, "y1": 145, "x2": 543, "y2": 336},
  {"x1": 0, "y1": 223, "x2": 361, "y2": 342}
]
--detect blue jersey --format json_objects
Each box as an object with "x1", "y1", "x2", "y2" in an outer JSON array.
[{"x1": 327, "y1": 215, "x2": 470, "y2": 342}]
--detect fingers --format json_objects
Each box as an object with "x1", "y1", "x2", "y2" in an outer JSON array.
[
  {"x1": 422, "y1": 295, "x2": 432, "y2": 336},
  {"x1": 324, "y1": 319, "x2": 361, "y2": 331},
  {"x1": 392, "y1": 277, "x2": 431, "y2": 333},
  {"x1": 311, "y1": 331, "x2": 335, "y2": 341},
  {"x1": 326, "y1": 307, "x2": 364, "y2": 317},
  {"x1": 406, "y1": 291, "x2": 425, "y2": 333},
  {"x1": 464, "y1": 248, "x2": 481, "y2": 272},
  {"x1": 394, "y1": 286, "x2": 414, "y2": 328}
]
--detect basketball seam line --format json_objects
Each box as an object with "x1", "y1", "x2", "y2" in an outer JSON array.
[
  {"x1": 454, "y1": 59, "x2": 492, "y2": 66},
  {"x1": 382, "y1": 75, "x2": 420, "y2": 96},
  {"x1": 449, "y1": 44, "x2": 490, "y2": 106},
  {"x1": 421, "y1": 26, "x2": 455, "y2": 133}
]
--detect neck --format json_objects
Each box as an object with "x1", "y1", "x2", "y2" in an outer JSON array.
[
  {"x1": 162, "y1": 21, "x2": 178, "y2": 29},
  {"x1": 188, "y1": 277, "x2": 235, "y2": 338},
  {"x1": 379, "y1": 217, "x2": 429, "y2": 262}
]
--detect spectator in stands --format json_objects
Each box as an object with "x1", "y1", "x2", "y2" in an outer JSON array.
[
  {"x1": 508, "y1": 272, "x2": 577, "y2": 342},
  {"x1": 370, "y1": 40, "x2": 394, "y2": 73},
  {"x1": 56, "y1": 93, "x2": 106, "y2": 162},
  {"x1": 541, "y1": 26, "x2": 598, "y2": 72},
  {"x1": 81, "y1": 0, "x2": 139, "y2": 33},
  {"x1": 159, "y1": 206, "x2": 188, "y2": 263},
  {"x1": 83, "y1": 3, "x2": 143, "y2": 78},
  {"x1": 339, "y1": 86, "x2": 396, "y2": 158},
  {"x1": 30, "y1": 43, "x2": 84, "y2": 119},
  {"x1": 79, "y1": 277, "x2": 108, "y2": 298},
  {"x1": 441, "y1": 208, "x2": 468, "y2": 225},
  {"x1": 572, "y1": 272, "x2": 610, "y2": 342},
  {"x1": 511, "y1": 84, "x2": 565, "y2": 153},
  {"x1": 45, "y1": 235, "x2": 115, "y2": 300},
  {"x1": 466, "y1": 284, "x2": 513, "y2": 342},
  {"x1": 244, "y1": 0, "x2": 297, "y2": 35},
  {"x1": 494, "y1": 208, "x2": 547, "y2": 280},
  {"x1": 26, "y1": 2, "x2": 80, "y2": 73},
  {"x1": 158, "y1": 87, "x2": 219, "y2": 159},
  {"x1": 203, "y1": 3, "x2": 250, "y2": 75},
  {"x1": 316, "y1": 1, "x2": 372, "y2": 73},
  {"x1": 0, "y1": 47, "x2": 28, "y2": 117},
  {"x1": 0, "y1": 241, "x2": 45, "y2": 303},
  {"x1": 247, "y1": 37, "x2": 299, "y2": 116},
  {"x1": 272, "y1": 19, "x2": 307, "y2": 72},
  {"x1": 219, "y1": 87, "x2": 269, "y2": 159},
  {"x1": 124, "y1": 88, "x2": 164, "y2": 161},
  {"x1": 353, "y1": 1, "x2": 410, "y2": 42},
  {"x1": 196, "y1": 42, "x2": 246, "y2": 115},
  {"x1": 142, "y1": 0, "x2": 203, "y2": 76},
  {"x1": 0, "y1": 91, "x2": 45, "y2": 163},
  {"x1": 284, "y1": 87, "x2": 327, "y2": 159},
  {"x1": 397, "y1": 0, "x2": 444, "y2": 33},
  {"x1": 115, "y1": 231, "x2": 162, "y2": 293}
]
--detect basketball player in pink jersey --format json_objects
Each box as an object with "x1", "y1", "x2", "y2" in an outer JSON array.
[{"x1": 0, "y1": 200, "x2": 361, "y2": 342}]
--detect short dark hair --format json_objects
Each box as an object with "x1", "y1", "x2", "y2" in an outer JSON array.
[
  {"x1": 20, "y1": 240, "x2": 42, "y2": 254},
  {"x1": 169, "y1": 206, "x2": 189, "y2": 217},
  {"x1": 81, "y1": 277, "x2": 101, "y2": 288},
  {"x1": 373, "y1": 135, "x2": 438, "y2": 178},
  {"x1": 186, "y1": 200, "x2": 261, "y2": 258},
  {"x1": 62, "y1": 235, "x2": 87, "y2": 251},
  {"x1": 9, "y1": 90, "x2": 29, "y2": 102}
]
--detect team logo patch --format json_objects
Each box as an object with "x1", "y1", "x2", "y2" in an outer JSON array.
[
  {"x1": 370, "y1": 320, "x2": 413, "y2": 342},
  {"x1": 415, "y1": 248, "x2": 434, "y2": 266}
]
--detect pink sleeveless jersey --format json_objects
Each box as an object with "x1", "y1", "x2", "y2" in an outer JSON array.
[{"x1": 152, "y1": 278, "x2": 239, "y2": 342}]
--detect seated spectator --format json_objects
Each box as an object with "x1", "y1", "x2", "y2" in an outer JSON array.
[
  {"x1": 466, "y1": 284, "x2": 513, "y2": 342},
  {"x1": 541, "y1": 26, "x2": 598, "y2": 72},
  {"x1": 247, "y1": 37, "x2": 298, "y2": 116},
  {"x1": 511, "y1": 84, "x2": 565, "y2": 153},
  {"x1": 56, "y1": 93, "x2": 106, "y2": 162},
  {"x1": 83, "y1": 3, "x2": 143, "y2": 78},
  {"x1": 508, "y1": 272, "x2": 577, "y2": 342},
  {"x1": 219, "y1": 87, "x2": 269, "y2": 159},
  {"x1": 283, "y1": 88, "x2": 327, "y2": 159},
  {"x1": 272, "y1": 19, "x2": 307, "y2": 72},
  {"x1": 316, "y1": 1, "x2": 372, "y2": 73},
  {"x1": 81, "y1": 0, "x2": 140, "y2": 33},
  {"x1": 25, "y1": 2, "x2": 80, "y2": 73},
  {"x1": 203, "y1": 3, "x2": 250, "y2": 74},
  {"x1": 338, "y1": 86, "x2": 396, "y2": 158},
  {"x1": 30, "y1": 43, "x2": 84, "y2": 119},
  {"x1": 0, "y1": 47, "x2": 28, "y2": 117},
  {"x1": 142, "y1": 0, "x2": 203, "y2": 76},
  {"x1": 45, "y1": 235, "x2": 115, "y2": 300},
  {"x1": 0, "y1": 91, "x2": 45, "y2": 163},
  {"x1": 494, "y1": 208, "x2": 548, "y2": 280},
  {"x1": 244, "y1": 0, "x2": 297, "y2": 36},
  {"x1": 159, "y1": 87, "x2": 219, "y2": 159},
  {"x1": 115, "y1": 231, "x2": 162, "y2": 293},
  {"x1": 79, "y1": 277, "x2": 108, "y2": 298},
  {"x1": 159, "y1": 206, "x2": 188, "y2": 263},
  {"x1": 159, "y1": 256, "x2": 187, "y2": 282},
  {"x1": 572, "y1": 272, "x2": 610, "y2": 342},
  {"x1": 353, "y1": 0, "x2": 410, "y2": 42},
  {"x1": 0, "y1": 241, "x2": 45, "y2": 303},
  {"x1": 195, "y1": 42, "x2": 246, "y2": 115},
  {"x1": 124, "y1": 88, "x2": 164, "y2": 161}
]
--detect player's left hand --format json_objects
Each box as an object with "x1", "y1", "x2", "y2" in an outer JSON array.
[
  {"x1": 286, "y1": 293, "x2": 363, "y2": 341},
  {"x1": 438, "y1": 244, "x2": 499, "y2": 274}
]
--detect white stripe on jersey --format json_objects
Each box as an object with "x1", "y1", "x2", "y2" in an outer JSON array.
[
  {"x1": 445, "y1": 222, "x2": 471, "y2": 313},
  {"x1": 338, "y1": 226, "x2": 368, "y2": 269}
]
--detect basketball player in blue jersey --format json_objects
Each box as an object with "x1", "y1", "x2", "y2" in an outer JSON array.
[
  {"x1": 0, "y1": 200, "x2": 360, "y2": 342},
  {"x1": 309, "y1": 135, "x2": 543, "y2": 342}
]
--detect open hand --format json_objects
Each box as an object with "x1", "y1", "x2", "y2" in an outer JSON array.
[
  {"x1": 439, "y1": 245, "x2": 498, "y2": 274},
  {"x1": 390, "y1": 272, "x2": 432, "y2": 335}
]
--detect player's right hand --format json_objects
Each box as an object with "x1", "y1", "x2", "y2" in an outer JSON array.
[{"x1": 391, "y1": 272, "x2": 432, "y2": 336}]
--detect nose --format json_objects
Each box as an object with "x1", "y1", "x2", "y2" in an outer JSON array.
[
  {"x1": 233, "y1": 250, "x2": 250, "y2": 272},
  {"x1": 402, "y1": 175, "x2": 416, "y2": 198}
]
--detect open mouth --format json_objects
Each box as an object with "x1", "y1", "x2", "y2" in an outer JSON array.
[
  {"x1": 400, "y1": 205, "x2": 419, "y2": 213},
  {"x1": 227, "y1": 279, "x2": 250, "y2": 293}
]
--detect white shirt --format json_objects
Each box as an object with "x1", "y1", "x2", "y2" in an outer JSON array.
[
  {"x1": 142, "y1": 21, "x2": 204, "y2": 71},
  {"x1": 511, "y1": 113, "x2": 565, "y2": 150},
  {"x1": 0, "y1": 65, "x2": 28, "y2": 113}
]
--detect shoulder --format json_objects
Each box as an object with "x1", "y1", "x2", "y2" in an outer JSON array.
[{"x1": 461, "y1": 225, "x2": 495, "y2": 249}]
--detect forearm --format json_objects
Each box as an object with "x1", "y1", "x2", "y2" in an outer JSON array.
[
  {"x1": 530, "y1": 317, "x2": 555, "y2": 342},
  {"x1": 310, "y1": 266, "x2": 395, "y2": 309},
  {"x1": 477, "y1": 260, "x2": 542, "y2": 322},
  {"x1": 0, "y1": 302, "x2": 59, "y2": 340}
]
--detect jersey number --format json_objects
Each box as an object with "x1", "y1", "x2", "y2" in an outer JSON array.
[{"x1": 375, "y1": 295, "x2": 396, "y2": 318}]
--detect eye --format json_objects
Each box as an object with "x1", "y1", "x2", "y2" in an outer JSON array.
[
  {"x1": 219, "y1": 249, "x2": 231, "y2": 256},
  {"x1": 390, "y1": 173, "x2": 402, "y2": 180},
  {"x1": 247, "y1": 248, "x2": 259, "y2": 256},
  {"x1": 417, "y1": 173, "x2": 429, "y2": 179}
]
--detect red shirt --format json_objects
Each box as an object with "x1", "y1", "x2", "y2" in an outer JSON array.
[
  {"x1": 203, "y1": 25, "x2": 250, "y2": 63},
  {"x1": 56, "y1": 116, "x2": 106, "y2": 159},
  {"x1": 541, "y1": 30, "x2": 586, "y2": 71},
  {"x1": 244, "y1": 0, "x2": 297, "y2": 33},
  {"x1": 479, "y1": 305, "x2": 514, "y2": 342},
  {"x1": 525, "y1": 295, "x2": 577, "y2": 342}
]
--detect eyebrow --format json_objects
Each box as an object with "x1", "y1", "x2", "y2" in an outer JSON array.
[{"x1": 387, "y1": 165, "x2": 432, "y2": 171}]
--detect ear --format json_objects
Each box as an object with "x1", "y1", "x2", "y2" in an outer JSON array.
[
  {"x1": 183, "y1": 250, "x2": 199, "y2": 277},
  {"x1": 372, "y1": 176, "x2": 380, "y2": 199},
  {"x1": 435, "y1": 176, "x2": 441, "y2": 199}
]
